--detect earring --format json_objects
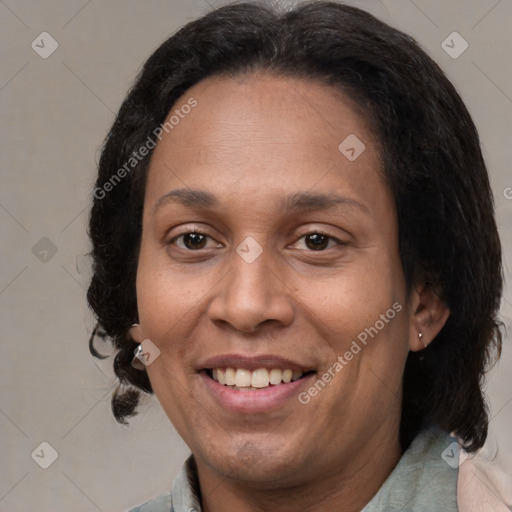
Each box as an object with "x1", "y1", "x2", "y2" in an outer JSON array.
[
  {"x1": 130, "y1": 323, "x2": 145, "y2": 370},
  {"x1": 131, "y1": 344, "x2": 146, "y2": 370},
  {"x1": 419, "y1": 332, "x2": 427, "y2": 348}
]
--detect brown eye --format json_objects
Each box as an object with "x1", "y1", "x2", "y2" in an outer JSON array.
[
  {"x1": 168, "y1": 228, "x2": 222, "y2": 252},
  {"x1": 182, "y1": 232, "x2": 207, "y2": 249},
  {"x1": 170, "y1": 232, "x2": 208, "y2": 250},
  {"x1": 304, "y1": 233, "x2": 330, "y2": 250}
]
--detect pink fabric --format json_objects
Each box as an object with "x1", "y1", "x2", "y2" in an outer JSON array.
[{"x1": 457, "y1": 439, "x2": 512, "y2": 512}]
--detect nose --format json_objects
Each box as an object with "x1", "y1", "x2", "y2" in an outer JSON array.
[{"x1": 208, "y1": 246, "x2": 294, "y2": 334}]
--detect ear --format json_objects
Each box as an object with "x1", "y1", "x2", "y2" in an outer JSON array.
[
  {"x1": 129, "y1": 323, "x2": 143, "y2": 344},
  {"x1": 408, "y1": 284, "x2": 450, "y2": 352}
]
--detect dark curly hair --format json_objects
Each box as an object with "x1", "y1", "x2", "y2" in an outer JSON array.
[{"x1": 87, "y1": 1, "x2": 503, "y2": 453}]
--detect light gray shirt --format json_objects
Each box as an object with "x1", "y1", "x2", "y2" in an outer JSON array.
[{"x1": 128, "y1": 423, "x2": 459, "y2": 512}]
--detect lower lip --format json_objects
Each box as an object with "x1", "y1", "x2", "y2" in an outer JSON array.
[{"x1": 200, "y1": 371, "x2": 316, "y2": 413}]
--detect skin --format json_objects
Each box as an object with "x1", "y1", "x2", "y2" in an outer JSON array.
[{"x1": 130, "y1": 72, "x2": 450, "y2": 512}]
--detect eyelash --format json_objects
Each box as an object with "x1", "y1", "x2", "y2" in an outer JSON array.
[
  {"x1": 294, "y1": 231, "x2": 345, "y2": 251},
  {"x1": 168, "y1": 229, "x2": 346, "y2": 251},
  {"x1": 169, "y1": 231, "x2": 220, "y2": 250}
]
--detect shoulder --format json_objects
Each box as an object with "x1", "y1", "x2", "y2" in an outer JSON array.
[
  {"x1": 457, "y1": 440, "x2": 512, "y2": 511},
  {"x1": 362, "y1": 423, "x2": 460, "y2": 512},
  {"x1": 126, "y1": 455, "x2": 201, "y2": 512},
  {"x1": 127, "y1": 491, "x2": 172, "y2": 512}
]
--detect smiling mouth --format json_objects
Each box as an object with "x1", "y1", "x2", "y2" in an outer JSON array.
[{"x1": 204, "y1": 367, "x2": 316, "y2": 390}]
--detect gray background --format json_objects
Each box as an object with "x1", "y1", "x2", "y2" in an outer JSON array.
[{"x1": 0, "y1": 0, "x2": 511, "y2": 510}]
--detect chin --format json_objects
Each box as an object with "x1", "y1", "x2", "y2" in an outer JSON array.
[{"x1": 200, "y1": 437, "x2": 307, "y2": 485}]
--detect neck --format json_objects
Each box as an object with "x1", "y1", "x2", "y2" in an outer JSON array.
[{"x1": 195, "y1": 424, "x2": 402, "y2": 512}]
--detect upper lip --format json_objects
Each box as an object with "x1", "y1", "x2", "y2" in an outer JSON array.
[{"x1": 198, "y1": 354, "x2": 315, "y2": 372}]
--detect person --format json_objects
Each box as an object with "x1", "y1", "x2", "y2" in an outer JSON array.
[{"x1": 87, "y1": 2, "x2": 508, "y2": 511}]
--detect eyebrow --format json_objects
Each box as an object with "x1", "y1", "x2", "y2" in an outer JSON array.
[
  {"x1": 281, "y1": 191, "x2": 369, "y2": 214},
  {"x1": 152, "y1": 188, "x2": 369, "y2": 215},
  {"x1": 152, "y1": 188, "x2": 217, "y2": 214}
]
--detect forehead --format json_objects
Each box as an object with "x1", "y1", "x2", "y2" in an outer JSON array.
[{"x1": 145, "y1": 72, "x2": 387, "y2": 214}]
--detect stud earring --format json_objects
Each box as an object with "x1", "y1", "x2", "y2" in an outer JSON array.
[
  {"x1": 419, "y1": 332, "x2": 427, "y2": 348},
  {"x1": 130, "y1": 323, "x2": 145, "y2": 370},
  {"x1": 131, "y1": 344, "x2": 146, "y2": 370}
]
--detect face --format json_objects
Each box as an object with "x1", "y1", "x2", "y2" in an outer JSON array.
[{"x1": 133, "y1": 72, "x2": 416, "y2": 487}]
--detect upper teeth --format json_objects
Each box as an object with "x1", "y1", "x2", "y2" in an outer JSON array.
[{"x1": 211, "y1": 368, "x2": 303, "y2": 388}]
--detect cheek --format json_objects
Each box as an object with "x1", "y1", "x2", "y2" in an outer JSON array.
[
  {"x1": 305, "y1": 256, "x2": 404, "y2": 335},
  {"x1": 303, "y1": 252, "x2": 410, "y2": 394},
  {"x1": 146, "y1": 362, "x2": 199, "y2": 440},
  {"x1": 135, "y1": 246, "x2": 200, "y2": 335}
]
